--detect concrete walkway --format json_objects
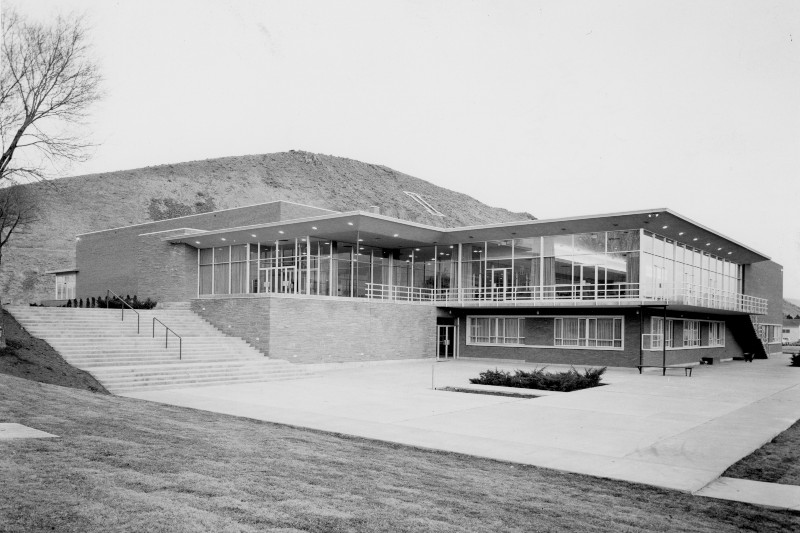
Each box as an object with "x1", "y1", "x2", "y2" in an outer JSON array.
[{"x1": 123, "y1": 355, "x2": 800, "y2": 506}]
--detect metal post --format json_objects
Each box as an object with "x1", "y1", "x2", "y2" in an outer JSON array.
[
  {"x1": 431, "y1": 364, "x2": 435, "y2": 390},
  {"x1": 662, "y1": 304, "x2": 667, "y2": 370}
]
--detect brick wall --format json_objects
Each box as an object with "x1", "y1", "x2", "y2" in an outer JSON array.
[
  {"x1": 452, "y1": 307, "x2": 750, "y2": 368},
  {"x1": 191, "y1": 296, "x2": 441, "y2": 363},
  {"x1": 744, "y1": 260, "x2": 784, "y2": 325},
  {"x1": 454, "y1": 308, "x2": 643, "y2": 367}
]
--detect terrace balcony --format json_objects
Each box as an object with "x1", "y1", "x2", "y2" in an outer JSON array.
[{"x1": 364, "y1": 282, "x2": 768, "y2": 315}]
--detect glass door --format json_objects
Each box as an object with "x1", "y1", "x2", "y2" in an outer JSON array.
[
  {"x1": 488, "y1": 268, "x2": 511, "y2": 301},
  {"x1": 437, "y1": 325, "x2": 455, "y2": 359}
]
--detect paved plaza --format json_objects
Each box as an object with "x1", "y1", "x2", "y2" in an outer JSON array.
[{"x1": 124, "y1": 355, "x2": 800, "y2": 508}]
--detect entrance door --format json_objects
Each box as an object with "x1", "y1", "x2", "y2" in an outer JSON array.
[
  {"x1": 437, "y1": 325, "x2": 455, "y2": 359},
  {"x1": 488, "y1": 268, "x2": 511, "y2": 301}
]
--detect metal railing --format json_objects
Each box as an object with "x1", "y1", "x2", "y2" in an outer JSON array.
[
  {"x1": 363, "y1": 281, "x2": 768, "y2": 314},
  {"x1": 153, "y1": 317, "x2": 182, "y2": 360},
  {"x1": 106, "y1": 289, "x2": 140, "y2": 333}
]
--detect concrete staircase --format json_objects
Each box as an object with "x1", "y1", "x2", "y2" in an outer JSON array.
[{"x1": 6, "y1": 306, "x2": 313, "y2": 394}]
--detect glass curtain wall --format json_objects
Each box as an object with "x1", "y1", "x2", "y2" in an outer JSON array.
[{"x1": 640, "y1": 230, "x2": 740, "y2": 304}]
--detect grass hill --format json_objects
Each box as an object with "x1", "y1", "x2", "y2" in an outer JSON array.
[
  {"x1": 784, "y1": 299, "x2": 800, "y2": 319},
  {"x1": 1, "y1": 151, "x2": 533, "y2": 304}
]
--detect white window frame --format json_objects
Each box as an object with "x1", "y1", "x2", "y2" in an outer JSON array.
[
  {"x1": 650, "y1": 317, "x2": 674, "y2": 349},
  {"x1": 554, "y1": 317, "x2": 623, "y2": 350},
  {"x1": 708, "y1": 321, "x2": 725, "y2": 347},
  {"x1": 683, "y1": 320, "x2": 701, "y2": 347},
  {"x1": 467, "y1": 317, "x2": 524, "y2": 346}
]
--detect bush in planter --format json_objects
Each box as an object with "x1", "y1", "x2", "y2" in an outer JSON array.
[{"x1": 470, "y1": 366, "x2": 606, "y2": 392}]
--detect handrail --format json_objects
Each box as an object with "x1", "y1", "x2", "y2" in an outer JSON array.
[
  {"x1": 153, "y1": 317, "x2": 182, "y2": 360},
  {"x1": 106, "y1": 289, "x2": 140, "y2": 334}
]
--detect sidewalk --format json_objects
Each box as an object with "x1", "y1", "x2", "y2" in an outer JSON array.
[{"x1": 123, "y1": 355, "x2": 800, "y2": 506}]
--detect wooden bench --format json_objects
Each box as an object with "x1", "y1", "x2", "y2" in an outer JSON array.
[{"x1": 636, "y1": 364, "x2": 694, "y2": 377}]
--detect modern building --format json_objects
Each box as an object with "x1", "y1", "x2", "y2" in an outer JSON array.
[
  {"x1": 783, "y1": 319, "x2": 800, "y2": 344},
  {"x1": 61, "y1": 200, "x2": 783, "y2": 367}
]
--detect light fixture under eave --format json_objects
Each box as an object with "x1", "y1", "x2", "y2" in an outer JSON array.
[
  {"x1": 278, "y1": 230, "x2": 284, "y2": 234},
  {"x1": 195, "y1": 241, "x2": 201, "y2": 244},
  {"x1": 347, "y1": 222, "x2": 354, "y2": 226},
  {"x1": 662, "y1": 225, "x2": 668, "y2": 229},
  {"x1": 717, "y1": 247, "x2": 722, "y2": 251},
  {"x1": 221, "y1": 238, "x2": 226, "y2": 241},
  {"x1": 693, "y1": 238, "x2": 698, "y2": 241},
  {"x1": 678, "y1": 232, "x2": 684, "y2": 236},
  {"x1": 393, "y1": 233, "x2": 399, "y2": 237},
  {"x1": 728, "y1": 251, "x2": 733, "y2": 255},
  {"x1": 311, "y1": 226, "x2": 317, "y2": 230},
  {"x1": 251, "y1": 234, "x2": 257, "y2": 238}
]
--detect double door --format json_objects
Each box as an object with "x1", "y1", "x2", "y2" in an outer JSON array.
[{"x1": 437, "y1": 325, "x2": 455, "y2": 359}]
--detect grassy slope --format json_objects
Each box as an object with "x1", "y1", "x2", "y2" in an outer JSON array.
[
  {"x1": 784, "y1": 299, "x2": 800, "y2": 318},
  {"x1": 1, "y1": 375, "x2": 798, "y2": 533},
  {"x1": 723, "y1": 411, "x2": 800, "y2": 486},
  {"x1": 0, "y1": 309, "x2": 108, "y2": 394},
  {"x1": 1, "y1": 151, "x2": 532, "y2": 304}
]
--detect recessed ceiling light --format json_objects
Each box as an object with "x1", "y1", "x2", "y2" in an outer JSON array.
[
  {"x1": 358, "y1": 239, "x2": 363, "y2": 242},
  {"x1": 717, "y1": 247, "x2": 722, "y2": 251},
  {"x1": 393, "y1": 234, "x2": 399, "y2": 237},
  {"x1": 728, "y1": 251, "x2": 733, "y2": 255},
  {"x1": 278, "y1": 230, "x2": 284, "y2": 234},
  {"x1": 347, "y1": 222, "x2": 354, "y2": 226},
  {"x1": 251, "y1": 234, "x2": 257, "y2": 238},
  {"x1": 693, "y1": 238, "x2": 698, "y2": 241},
  {"x1": 662, "y1": 225, "x2": 668, "y2": 229},
  {"x1": 706, "y1": 243, "x2": 711, "y2": 246},
  {"x1": 221, "y1": 238, "x2": 226, "y2": 241},
  {"x1": 678, "y1": 232, "x2": 684, "y2": 236},
  {"x1": 359, "y1": 247, "x2": 364, "y2": 250},
  {"x1": 195, "y1": 241, "x2": 201, "y2": 244},
  {"x1": 415, "y1": 248, "x2": 420, "y2": 251},
  {"x1": 449, "y1": 246, "x2": 454, "y2": 249},
  {"x1": 311, "y1": 226, "x2": 317, "y2": 230}
]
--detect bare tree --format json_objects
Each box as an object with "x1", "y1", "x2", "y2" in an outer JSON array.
[
  {"x1": 1, "y1": 9, "x2": 101, "y2": 183},
  {"x1": 0, "y1": 8, "x2": 101, "y2": 346}
]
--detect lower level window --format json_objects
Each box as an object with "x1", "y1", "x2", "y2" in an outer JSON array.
[
  {"x1": 683, "y1": 320, "x2": 700, "y2": 347},
  {"x1": 554, "y1": 317, "x2": 623, "y2": 348},
  {"x1": 468, "y1": 317, "x2": 524, "y2": 345},
  {"x1": 709, "y1": 321, "x2": 725, "y2": 347}
]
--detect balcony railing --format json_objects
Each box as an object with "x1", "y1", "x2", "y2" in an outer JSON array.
[{"x1": 363, "y1": 282, "x2": 768, "y2": 314}]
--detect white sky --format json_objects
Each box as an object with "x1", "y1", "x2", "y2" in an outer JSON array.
[{"x1": 10, "y1": 0, "x2": 800, "y2": 299}]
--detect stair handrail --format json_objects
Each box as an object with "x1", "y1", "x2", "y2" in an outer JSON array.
[
  {"x1": 153, "y1": 317, "x2": 182, "y2": 360},
  {"x1": 106, "y1": 289, "x2": 140, "y2": 334}
]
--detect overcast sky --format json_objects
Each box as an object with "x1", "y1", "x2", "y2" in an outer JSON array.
[{"x1": 10, "y1": 0, "x2": 800, "y2": 300}]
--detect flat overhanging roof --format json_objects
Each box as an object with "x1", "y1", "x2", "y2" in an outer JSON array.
[{"x1": 164, "y1": 207, "x2": 771, "y2": 264}]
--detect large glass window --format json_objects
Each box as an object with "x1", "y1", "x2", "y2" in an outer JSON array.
[
  {"x1": 468, "y1": 317, "x2": 524, "y2": 345},
  {"x1": 683, "y1": 320, "x2": 700, "y2": 347},
  {"x1": 554, "y1": 317, "x2": 623, "y2": 348},
  {"x1": 230, "y1": 244, "x2": 248, "y2": 294},
  {"x1": 651, "y1": 317, "x2": 674, "y2": 348}
]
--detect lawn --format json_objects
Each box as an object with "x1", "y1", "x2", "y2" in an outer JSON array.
[
  {"x1": 1, "y1": 374, "x2": 798, "y2": 532},
  {"x1": 722, "y1": 353, "x2": 800, "y2": 486}
]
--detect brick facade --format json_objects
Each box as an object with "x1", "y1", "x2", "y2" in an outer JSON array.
[
  {"x1": 452, "y1": 307, "x2": 749, "y2": 368},
  {"x1": 192, "y1": 295, "x2": 441, "y2": 364}
]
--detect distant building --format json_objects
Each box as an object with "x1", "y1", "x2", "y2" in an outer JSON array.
[
  {"x1": 62, "y1": 201, "x2": 783, "y2": 367},
  {"x1": 783, "y1": 319, "x2": 800, "y2": 344}
]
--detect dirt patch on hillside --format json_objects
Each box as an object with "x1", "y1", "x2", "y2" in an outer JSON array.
[{"x1": 0, "y1": 309, "x2": 108, "y2": 394}]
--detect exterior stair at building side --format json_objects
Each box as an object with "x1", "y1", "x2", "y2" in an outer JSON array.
[{"x1": 6, "y1": 306, "x2": 313, "y2": 394}]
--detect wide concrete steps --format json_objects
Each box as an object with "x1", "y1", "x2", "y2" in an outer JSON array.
[{"x1": 6, "y1": 306, "x2": 313, "y2": 393}]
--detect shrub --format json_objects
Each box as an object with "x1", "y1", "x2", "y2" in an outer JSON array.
[
  {"x1": 470, "y1": 366, "x2": 606, "y2": 392},
  {"x1": 791, "y1": 353, "x2": 800, "y2": 367}
]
